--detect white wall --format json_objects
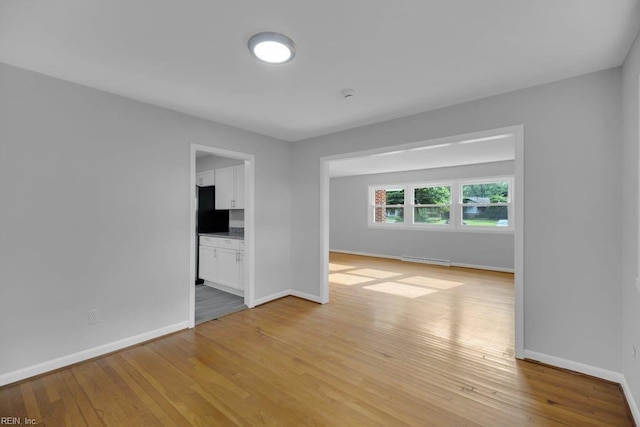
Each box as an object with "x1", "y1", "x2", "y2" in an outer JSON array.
[
  {"x1": 0, "y1": 62, "x2": 292, "y2": 379},
  {"x1": 622, "y1": 30, "x2": 640, "y2": 413},
  {"x1": 292, "y1": 68, "x2": 623, "y2": 372},
  {"x1": 229, "y1": 210, "x2": 245, "y2": 228},
  {"x1": 196, "y1": 154, "x2": 244, "y2": 172},
  {"x1": 330, "y1": 161, "x2": 514, "y2": 269}
]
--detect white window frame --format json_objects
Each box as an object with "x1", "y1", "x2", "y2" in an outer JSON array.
[
  {"x1": 410, "y1": 182, "x2": 453, "y2": 229},
  {"x1": 458, "y1": 176, "x2": 513, "y2": 232},
  {"x1": 369, "y1": 186, "x2": 407, "y2": 225},
  {"x1": 368, "y1": 176, "x2": 514, "y2": 233}
]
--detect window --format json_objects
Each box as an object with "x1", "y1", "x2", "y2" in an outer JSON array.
[
  {"x1": 460, "y1": 180, "x2": 510, "y2": 228},
  {"x1": 368, "y1": 176, "x2": 513, "y2": 232},
  {"x1": 372, "y1": 187, "x2": 405, "y2": 223},
  {"x1": 413, "y1": 185, "x2": 451, "y2": 225}
]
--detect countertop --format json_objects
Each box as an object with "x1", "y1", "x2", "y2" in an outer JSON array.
[{"x1": 199, "y1": 232, "x2": 244, "y2": 240}]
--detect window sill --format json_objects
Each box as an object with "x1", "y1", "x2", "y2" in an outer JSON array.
[{"x1": 367, "y1": 224, "x2": 514, "y2": 234}]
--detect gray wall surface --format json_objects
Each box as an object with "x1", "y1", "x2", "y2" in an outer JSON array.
[
  {"x1": 196, "y1": 154, "x2": 244, "y2": 172},
  {"x1": 622, "y1": 30, "x2": 640, "y2": 410},
  {"x1": 0, "y1": 63, "x2": 293, "y2": 376},
  {"x1": 330, "y1": 161, "x2": 514, "y2": 269},
  {"x1": 292, "y1": 68, "x2": 623, "y2": 372}
]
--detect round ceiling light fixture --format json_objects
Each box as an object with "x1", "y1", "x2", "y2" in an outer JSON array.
[{"x1": 248, "y1": 32, "x2": 297, "y2": 64}]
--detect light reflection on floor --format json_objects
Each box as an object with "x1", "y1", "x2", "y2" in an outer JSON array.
[
  {"x1": 328, "y1": 273, "x2": 375, "y2": 286},
  {"x1": 328, "y1": 253, "x2": 516, "y2": 375},
  {"x1": 364, "y1": 282, "x2": 438, "y2": 298},
  {"x1": 349, "y1": 268, "x2": 403, "y2": 279},
  {"x1": 328, "y1": 263, "x2": 355, "y2": 272},
  {"x1": 329, "y1": 265, "x2": 464, "y2": 298},
  {"x1": 399, "y1": 276, "x2": 464, "y2": 290}
]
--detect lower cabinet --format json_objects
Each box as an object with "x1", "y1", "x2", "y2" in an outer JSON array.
[
  {"x1": 198, "y1": 246, "x2": 218, "y2": 283},
  {"x1": 216, "y1": 248, "x2": 242, "y2": 288},
  {"x1": 198, "y1": 237, "x2": 243, "y2": 291}
]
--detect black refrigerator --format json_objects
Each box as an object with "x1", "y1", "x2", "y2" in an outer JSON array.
[
  {"x1": 196, "y1": 186, "x2": 229, "y2": 284},
  {"x1": 197, "y1": 186, "x2": 229, "y2": 234}
]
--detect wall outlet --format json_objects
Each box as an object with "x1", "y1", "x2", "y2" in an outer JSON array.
[{"x1": 88, "y1": 308, "x2": 101, "y2": 324}]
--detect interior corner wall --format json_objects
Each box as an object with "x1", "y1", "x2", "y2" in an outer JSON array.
[
  {"x1": 0, "y1": 62, "x2": 293, "y2": 379},
  {"x1": 291, "y1": 67, "x2": 623, "y2": 372},
  {"x1": 622, "y1": 30, "x2": 640, "y2": 410},
  {"x1": 330, "y1": 161, "x2": 514, "y2": 269}
]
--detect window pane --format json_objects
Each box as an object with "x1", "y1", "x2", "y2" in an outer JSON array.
[
  {"x1": 462, "y1": 182, "x2": 508, "y2": 203},
  {"x1": 462, "y1": 206, "x2": 508, "y2": 227},
  {"x1": 414, "y1": 207, "x2": 450, "y2": 225},
  {"x1": 374, "y1": 188, "x2": 404, "y2": 205},
  {"x1": 374, "y1": 207, "x2": 404, "y2": 223},
  {"x1": 414, "y1": 186, "x2": 450, "y2": 205}
]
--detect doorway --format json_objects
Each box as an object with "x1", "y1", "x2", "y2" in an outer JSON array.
[
  {"x1": 319, "y1": 125, "x2": 524, "y2": 358},
  {"x1": 189, "y1": 144, "x2": 255, "y2": 328}
]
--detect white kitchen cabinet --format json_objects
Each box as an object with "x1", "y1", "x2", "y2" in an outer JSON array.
[
  {"x1": 198, "y1": 236, "x2": 244, "y2": 291},
  {"x1": 216, "y1": 248, "x2": 242, "y2": 288},
  {"x1": 196, "y1": 170, "x2": 215, "y2": 187},
  {"x1": 198, "y1": 246, "x2": 218, "y2": 282},
  {"x1": 214, "y1": 165, "x2": 244, "y2": 209},
  {"x1": 214, "y1": 167, "x2": 234, "y2": 209},
  {"x1": 234, "y1": 165, "x2": 245, "y2": 208}
]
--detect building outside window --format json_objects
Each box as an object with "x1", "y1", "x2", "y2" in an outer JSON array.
[{"x1": 373, "y1": 187, "x2": 405, "y2": 223}]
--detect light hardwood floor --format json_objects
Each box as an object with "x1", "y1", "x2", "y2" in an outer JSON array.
[{"x1": 0, "y1": 253, "x2": 633, "y2": 426}]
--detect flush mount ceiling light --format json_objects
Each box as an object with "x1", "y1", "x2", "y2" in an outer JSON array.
[{"x1": 248, "y1": 32, "x2": 297, "y2": 64}]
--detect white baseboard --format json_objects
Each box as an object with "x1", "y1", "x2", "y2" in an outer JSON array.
[
  {"x1": 451, "y1": 262, "x2": 514, "y2": 273},
  {"x1": 0, "y1": 321, "x2": 189, "y2": 387},
  {"x1": 523, "y1": 349, "x2": 623, "y2": 383},
  {"x1": 290, "y1": 290, "x2": 325, "y2": 304},
  {"x1": 330, "y1": 249, "x2": 401, "y2": 260},
  {"x1": 252, "y1": 290, "x2": 291, "y2": 306},
  {"x1": 330, "y1": 249, "x2": 513, "y2": 273},
  {"x1": 252, "y1": 289, "x2": 325, "y2": 307},
  {"x1": 621, "y1": 374, "x2": 640, "y2": 425},
  {"x1": 202, "y1": 280, "x2": 244, "y2": 297}
]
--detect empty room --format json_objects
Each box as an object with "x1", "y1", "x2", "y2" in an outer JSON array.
[{"x1": 2, "y1": 1, "x2": 640, "y2": 425}]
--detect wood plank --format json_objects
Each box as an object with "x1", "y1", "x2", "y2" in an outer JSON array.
[
  {"x1": 60, "y1": 368, "x2": 105, "y2": 426},
  {"x1": 110, "y1": 353, "x2": 192, "y2": 426},
  {"x1": 0, "y1": 252, "x2": 633, "y2": 426}
]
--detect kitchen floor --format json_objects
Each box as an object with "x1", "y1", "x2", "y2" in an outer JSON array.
[{"x1": 195, "y1": 284, "x2": 246, "y2": 324}]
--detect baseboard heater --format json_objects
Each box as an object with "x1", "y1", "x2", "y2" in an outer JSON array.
[{"x1": 400, "y1": 255, "x2": 451, "y2": 267}]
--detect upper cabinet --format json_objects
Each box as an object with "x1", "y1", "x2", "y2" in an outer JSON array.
[
  {"x1": 196, "y1": 170, "x2": 215, "y2": 187},
  {"x1": 234, "y1": 165, "x2": 245, "y2": 209},
  {"x1": 215, "y1": 165, "x2": 245, "y2": 209}
]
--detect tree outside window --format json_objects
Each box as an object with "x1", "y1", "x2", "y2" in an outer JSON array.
[{"x1": 414, "y1": 186, "x2": 450, "y2": 225}]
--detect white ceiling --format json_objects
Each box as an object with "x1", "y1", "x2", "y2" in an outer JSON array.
[
  {"x1": 329, "y1": 134, "x2": 515, "y2": 177},
  {"x1": 1, "y1": 1, "x2": 638, "y2": 142}
]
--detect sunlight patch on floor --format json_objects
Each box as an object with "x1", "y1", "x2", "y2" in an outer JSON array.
[
  {"x1": 363, "y1": 282, "x2": 438, "y2": 298},
  {"x1": 350, "y1": 268, "x2": 403, "y2": 279},
  {"x1": 329, "y1": 263, "x2": 355, "y2": 272},
  {"x1": 329, "y1": 273, "x2": 375, "y2": 286},
  {"x1": 399, "y1": 276, "x2": 464, "y2": 290}
]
